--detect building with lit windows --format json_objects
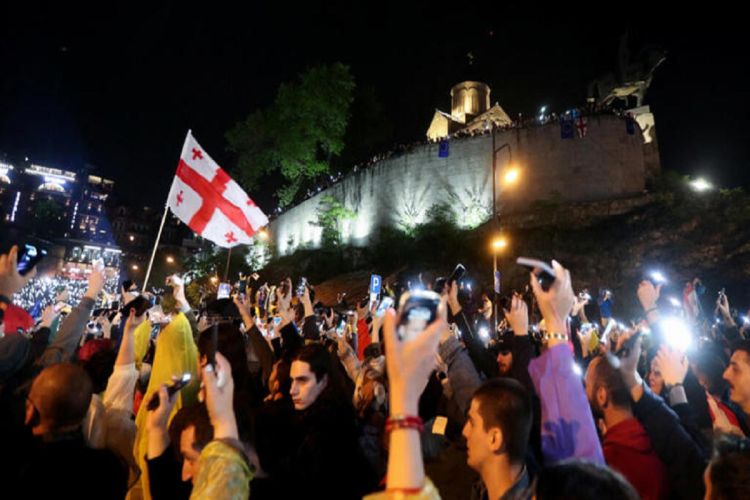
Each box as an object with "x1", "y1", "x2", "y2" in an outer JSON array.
[{"x1": 0, "y1": 158, "x2": 115, "y2": 244}]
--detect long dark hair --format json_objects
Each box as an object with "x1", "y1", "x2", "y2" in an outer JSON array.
[{"x1": 292, "y1": 343, "x2": 348, "y2": 406}]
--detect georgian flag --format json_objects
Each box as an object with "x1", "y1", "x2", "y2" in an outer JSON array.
[{"x1": 167, "y1": 131, "x2": 268, "y2": 248}]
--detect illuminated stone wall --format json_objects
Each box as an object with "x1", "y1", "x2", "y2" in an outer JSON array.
[{"x1": 268, "y1": 115, "x2": 649, "y2": 255}]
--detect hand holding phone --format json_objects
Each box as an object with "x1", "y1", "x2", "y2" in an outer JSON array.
[
  {"x1": 205, "y1": 323, "x2": 226, "y2": 389},
  {"x1": 397, "y1": 290, "x2": 443, "y2": 342},
  {"x1": 516, "y1": 257, "x2": 556, "y2": 292},
  {"x1": 16, "y1": 244, "x2": 47, "y2": 276},
  {"x1": 376, "y1": 297, "x2": 394, "y2": 318},
  {"x1": 147, "y1": 373, "x2": 192, "y2": 411}
]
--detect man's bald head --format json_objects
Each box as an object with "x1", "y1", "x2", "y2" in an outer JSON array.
[{"x1": 27, "y1": 363, "x2": 93, "y2": 433}]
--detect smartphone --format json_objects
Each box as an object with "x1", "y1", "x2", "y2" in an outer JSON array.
[
  {"x1": 376, "y1": 297, "x2": 394, "y2": 317},
  {"x1": 448, "y1": 263, "x2": 466, "y2": 286},
  {"x1": 146, "y1": 373, "x2": 193, "y2": 411},
  {"x1": 615, "y1": 331, "x2": 641, "y2": 358},
  {"x1": 397, "y1": 290, "x2": 442, "y2": 342},
  {"x1": 217, "y1": 283, "x2": 231, "y2": 300},
  {"x1": 17, "y1": 244, "x2": 47, "y2": 276},
  {"x1": 296, "y1": 277, "x2": 307, "y2": 297},
  {"x1": 206, "y1": 322, "x2": 218, "y2": 371},
  {"x1": 516, "y1": 257, "x2": 556, "y2": 291}
]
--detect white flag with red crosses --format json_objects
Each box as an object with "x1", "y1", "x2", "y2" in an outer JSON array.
[{"x1": 167, "y1": 131, "x2": 268, "y2": 248}]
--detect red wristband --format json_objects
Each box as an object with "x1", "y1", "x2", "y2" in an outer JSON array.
[{"x1": 385, "y1": 414, "x2": 424, "y2": 433}]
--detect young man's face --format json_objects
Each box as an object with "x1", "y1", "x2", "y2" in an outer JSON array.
[
  {"x1": 462, "y1": 398, "x2": 497, "y2": 471},
  {"x1": 290, "y1": 360, "x2": 327, "y2": 410},
  {"x1": 724, "y1": 350, "x2": 750, "y2": 412},
  {"x1": 496, "y1": 350, "x2": 513, "y2": 376},
  {"x1": 180, "y1": 425, "x2": 202, "y2": 484}
]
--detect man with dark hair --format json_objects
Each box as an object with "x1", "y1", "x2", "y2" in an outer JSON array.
[
  {"x1": 585, "y1": 355, "x2": 668, "y2": 500},
  {"x1": 462, "y1": 378, "x2": 532, "y2": 500},
  {"x1": 146, "y1": 389, "x2": 215, "y2": 499},
  {"x1": 258, "y1": 343, "x2": 377, "y2": 498},
  {"x1": 17, "y1": 363, "x2": 127, "y2": 498},
  {"x1": 290, "y1": 342, "x2": 335, "y2": 410},
  {"x1": 723, "y1": 340, "x2": 750, "y2": 426}
]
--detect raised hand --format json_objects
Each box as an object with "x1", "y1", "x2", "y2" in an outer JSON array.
[
  {"x1": 504, "y1": 293, "x2": 529, "y2": 336},
  {"x1": 0, "y1": 245, "x2": 36, "y2": 297},
  {"x1": 529, "y1": 260, "x2": 575, "y2": 344},
  {"x1": 382, "y1": 302, "x2": 448, "y2": 415}
]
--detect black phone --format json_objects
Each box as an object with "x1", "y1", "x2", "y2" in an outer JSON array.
[
  {"x1": 146, "y1": 373, "x2": 193, "y2": 410},
  {"x1": 207, "y1": 322, "x2": 218, "y2": 372},
  {"x1": 615, "y1": 330, "x2": 641, "y2": 358},
  {"x1": 516, "y1": 257, "x2": 556, "y2": 291},
  {"x1": 397, "y1": 290, "x2": 441, "y2": 342},
  {"x1": 17, "y1": 244, "x2": 47, "y2": 276},
  {"x1": 448, "y1": 263, "x2": 466, "y2": 286}
]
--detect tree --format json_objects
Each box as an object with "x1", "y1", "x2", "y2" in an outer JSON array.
[
  {"x1": 227, "y1": 63, "x2": 355, "y2": 207},
  {"x1": 312, "y1": 195, "x2": 356, "y2": 248}
]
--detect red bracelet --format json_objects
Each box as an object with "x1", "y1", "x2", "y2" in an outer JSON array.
[
  {"x1": 385, "y1": 486, "x2": 424, "y2": 494},
  {"x1": 385, "y1": 414, "x2": 424, "y2": 433}
]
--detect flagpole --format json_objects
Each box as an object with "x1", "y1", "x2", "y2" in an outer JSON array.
[
  {"x1": 142, "y1": 201, "x2": 170, "y2": 293},
  {"x1": 224, "y1": 247, "x2": 232, "y2": 282},
  {"x1": 142, "y1": 129, "x2": 193, "y2": 292}
]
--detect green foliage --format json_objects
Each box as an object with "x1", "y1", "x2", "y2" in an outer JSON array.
[
  {"x1": 311, "y1": 195, "x2": 356, "y2": 248},
  {"x1": 246, "y1": 239, "x2": 275, "y2": 272},
  {"x1": 226, "y1": 63, "x2": 356, "y2": 207}
]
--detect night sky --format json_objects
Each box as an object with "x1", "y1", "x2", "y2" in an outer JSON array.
[{"x1": 1, "y1": 3, "x2": 748, "y2": 210}]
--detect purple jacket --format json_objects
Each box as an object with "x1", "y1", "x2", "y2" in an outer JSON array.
[{"x1": 528, "y1": 344, "x2": 604, "y2": 465}]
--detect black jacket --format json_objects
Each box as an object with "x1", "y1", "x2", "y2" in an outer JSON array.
[{"x1": 633, "y1": 385, "x2": 708, "y2": 500}]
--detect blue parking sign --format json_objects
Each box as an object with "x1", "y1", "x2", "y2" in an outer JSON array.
[{"x1": 370, "y1": 274, "x2": 382, "y2": 295}]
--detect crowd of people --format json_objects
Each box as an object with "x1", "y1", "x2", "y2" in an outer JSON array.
[
  {"x1": 1, "y1": 242, "x2": 750, "y2": 499},
  {"x1": 12, "y1": 273, "x2": 121, "y2": 313}
]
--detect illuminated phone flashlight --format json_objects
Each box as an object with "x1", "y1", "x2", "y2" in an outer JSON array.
[
  {"x1": 668, "y1": 297, "x2": 682, "y2": 308},
  {"x1": 650, "y1": 271, "x2": 667, "y2": 284},
  {"x1": 743, "y1": 316, "x2": 750, "y2": 326},
  {"x1": 478, "y1": 326, "x2": 490, "y2": 341},
  {"x1": 660, "y1": 316, "x2": 693, "y2": 351}
]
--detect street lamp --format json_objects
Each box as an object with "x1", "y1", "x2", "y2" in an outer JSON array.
[
  {"x1": 503, "y1": 167, "x2": 520, "y2": 185},
  {"x1": 166, "y1": 255, "x2": 175, "y2": 264},
  {"x1": 258, "y1": 228, "x2": 269, "y2": 241},
  {"x1": 131, "y1": 264, "x2": 139, "y2": 271},
  {"x1": 492, "y1": 237, "x2": 508, "y2": 250},
  {"x1": 491, "y1": 235, "x2": 507, "y2": 333},
  {"x1": 491, "y1": 123, "x2": 519, "y2": 333}
]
